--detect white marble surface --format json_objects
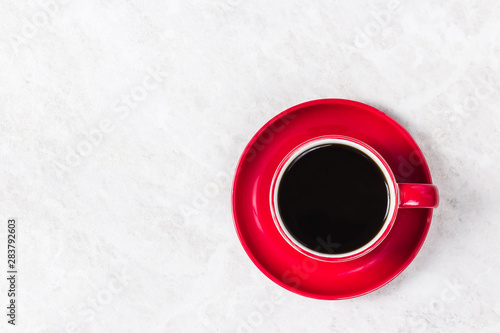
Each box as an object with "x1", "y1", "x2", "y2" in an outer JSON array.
[{"x1": 1, "y1": 0, "x2": 500, "y2": 332}]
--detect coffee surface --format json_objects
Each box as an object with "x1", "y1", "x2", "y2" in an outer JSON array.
[{"x1": 277, "y1": 144, "x2": 389, "y2": 254}]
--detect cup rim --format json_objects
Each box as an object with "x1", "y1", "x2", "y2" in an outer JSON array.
[{"x1": 270, "y1": 135, "x2": 399, "y2": 262}]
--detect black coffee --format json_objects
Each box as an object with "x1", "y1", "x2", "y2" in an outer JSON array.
[{"x1": 277, "y1": 144, "x2": 389, "y2": 255}]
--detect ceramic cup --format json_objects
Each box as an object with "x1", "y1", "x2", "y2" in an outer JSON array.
[{"x1": 270, "y1": 135, "x2": 439, "y2": 262}]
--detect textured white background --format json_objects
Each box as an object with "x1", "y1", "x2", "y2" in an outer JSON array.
[{"x1": 1, "y1": 0, "x2": 500, "y2": 332}]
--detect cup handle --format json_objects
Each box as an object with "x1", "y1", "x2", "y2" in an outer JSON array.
[{"x1": 398, "y1": 183, "x2": 439, "y2": 208}]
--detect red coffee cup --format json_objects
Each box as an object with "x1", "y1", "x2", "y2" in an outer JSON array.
[{"x1": 270, "y1": 135, "x2": 439, "y2": 262}]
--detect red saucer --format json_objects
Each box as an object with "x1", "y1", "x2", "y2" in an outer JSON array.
[{"x1": 232, "y1": 99, "x2": 435, "y2": 299}]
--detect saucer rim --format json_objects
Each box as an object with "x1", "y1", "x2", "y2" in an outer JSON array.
[{"x1": 231, "y1": 98, "x2": 434, "y2": 300}]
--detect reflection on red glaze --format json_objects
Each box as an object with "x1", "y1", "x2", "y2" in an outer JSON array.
[{"x1": 399, "y1": 184, "x2": 439, "y2": 208}]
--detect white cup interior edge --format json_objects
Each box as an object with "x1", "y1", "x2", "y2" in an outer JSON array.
[{"x1": 271, "y1": 137, "x2": 397, "y2": 259}]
